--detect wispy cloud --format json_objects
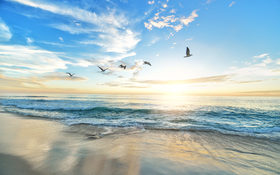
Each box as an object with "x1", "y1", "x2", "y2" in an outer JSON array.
[
  {"x1": 0, "y1": 18, "x2": 12, "y2": 41},
  {"x1": 276, "y1": 58, "x2": 280, "y2": 65},
  {"x1": 128, "y1": 60, "x2": 146, "y2": 77},
  {"x1": 0, "y1": 72, "x2": 86, "y2": 86},
  {"x1": 26, "y1": 37, "x2": 33, "y2": 44},
  {"x1": 10, "y1": 0, "x2": 140, "y2": 54},
  {"x1": 229, "y1": 1, "x2": 235, "y2": 7},
  {"x1": 0, "y1": 73, "x2": 43, "y2": 89},
  {"x1": 0, "y1": 73, "x2": 87, "y2": 93},
  {"x1": 133, "y1": 75, "x2": 230, "y2": 85},
  {"x1": 170, "y1": 9, "x2": 176, "y2": 13},
  {"x1": 147, "y1": 37, "x2": 160, "y2": 46},
  {"x1": 100, "y1": 74, "x2": 231, "y2": 90},
  {"x1": 58, "y1": 36, "x2": 64, "y2": 42},
  {"x1": 254, "y1": 53, "x2": 269, "y2": 59},
  {"x1": 235, "y1": 80, "x2": 263, "y2": 84},
  {"x1": 37, "y1": 41, "x2": 75, "y2": 47},
  {"x1": 144, "y1": 10, "x2": 198, "y2": 32},
  {"x1": 179, "y1": 10, "x2": 198, "y2": 27},
  {"x1": 90, "y1": 52, "x2": 137, "y2": 66},
  {"x1": 9, "y1": 0, "x2": 126, "y2": 28},
  {"x1": 83, "y1": 29, "x2": 140, "y2": 53},
  {"x1": 228, "y1": 53, "x2": 280, "y2": 82},
  {"x1": 239, "y1": 90, "x2": 280, "y2": 96},
  {"x1": 50, "y1": 23, "x2": 95, "y2": 34},
  {"x1": 0, "y1": 44, "x2": 69, "y2": 74},
  {"x1": 101, "y1": 81, "x2": 148, "y2": 89},
  {"x1": 205, "y1": 0, "x2": 215, "y2": 4},
  {"x1": 148, "y1": 0, "x2": 155, "y2": 5},
  {"x1": 42, "y1": 72, "x2": 87, "y2": 81}
]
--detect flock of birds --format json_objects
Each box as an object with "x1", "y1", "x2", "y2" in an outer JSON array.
[{"x1": 66, "y1": 47, "x2": 192, "y2": 77}]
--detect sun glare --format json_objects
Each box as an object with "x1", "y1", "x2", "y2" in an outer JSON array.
[{"x1": 162, "y1": 84, "x2": 187, "y2": 95}]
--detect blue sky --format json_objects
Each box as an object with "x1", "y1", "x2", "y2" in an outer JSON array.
[{"x1": 0, "y1": 0, "x2": 280, "y2": 95}]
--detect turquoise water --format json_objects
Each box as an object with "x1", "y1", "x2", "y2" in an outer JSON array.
[{"x1": 1, "y1": 95, "x2": 280, "y2": 139}]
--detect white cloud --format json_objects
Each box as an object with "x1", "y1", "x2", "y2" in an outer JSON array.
[
  {"x1": 173, "y1": 24, "x2": 183, "y2": 32},
  {"x1": 229, "y1": 1, "x2": 235, "y2": 7},
  {"x1": 276, "y1": 59, "x2": 280, "y2": 65},
  {"x1": 167, "y1": 32, "x2": 174, "y2": 39},
  {"x1": 50, "y1": 23, "x2": 96, "y2": 34},
  {"x1": 41, "y1": 72, "x2": 86, "y2": 81},
  {"x1": 70, "y1": 52, "x2": 136, "y2": 68},
  {"x1": 0, "y1": 44, "x2": 69, "y2": 74},
  {"x1": 80, "y1": 29, "x2": 140, "y2": 53},
  {"x1": 128, "y1": 59, "x2": 145, "y2": 77},
  {"x1": 148, "y1": 0, "x2": 155, "y2": 5},
  {"x1": 9, "y1": 0, "x2": 127, "y2": 28},
  {"x1": 132, "y1": 75, "x2": 230, "y2": 85},
  {"x1": 254, "y1": 53, "x2": 269, "y2": 59},
  {"x1": 144, "y1": 10, "x2": 198, "y2": 32},
  {"x1": 170, "y1": 9, "x2": 176, "y2": 13},
  {"x1": 205, "y1": 0, "x2": 214, "y2": 4},
  {"x1": 10, "y1": 0, "x2": 139, "y2": 54},
  {"x1": 180, "y1": 10, "x2": 198, "y2": 26},
  {"x1": 262, "y1": 58, "x2": 272, "y2": 65},
  {"x1": 147, "y1": 37, "x2": 160, "y2": 46},
  {"x1": 227, "y1": 54, "x2": 280, "y2": 82},
  {"x1": 37, "y1": 41, "x2": 75, "y2": 47},
  {"x1": 59, "y1": 37, "x2": 64, "y2": 42},
  {"x1": 0, "y1": 18, "x2": 12, "y2": 41},
  {"x1": 26, "y1": 37, "x2": 33, "y2": 44},
  {"x1": 163, "y1": 4, "x2": 168, "y2": 8}
]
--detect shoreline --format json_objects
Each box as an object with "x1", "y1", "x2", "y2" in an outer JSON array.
[
  {"x1": 0, "y1": 112, "x2": 280, "y2": 175},
  {"x1": 2, "y1": 110, "x2": 279, "y2": 142}
]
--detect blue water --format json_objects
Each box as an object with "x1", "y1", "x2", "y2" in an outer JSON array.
[{"x1": 0, "y1": 95, "x2": 280, "y2": 139}]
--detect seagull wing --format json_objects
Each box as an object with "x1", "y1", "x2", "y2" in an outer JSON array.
[
  {"x1": 144, "y1": 61, "x2": 151, "y2": 66},
  {"x1": 187, "y1": 47, "x2": 190, "y2": 56},
  {"x1": 98, "y1": 66, "x2": 104, "y2": 71}
]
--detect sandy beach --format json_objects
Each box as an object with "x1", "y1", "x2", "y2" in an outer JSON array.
[{"x1": 0, "y1": 112, "x2": 279, "y2": 175}]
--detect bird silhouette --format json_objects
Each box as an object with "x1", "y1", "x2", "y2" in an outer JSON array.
[
  {"x1": 143, "y1": 61, "x2": 151, "y2": 66},
  {"x1": 66, "y1": 72, "x2": 75, "y2": 77},
  {"x1": 119, "y1": 64, "x2": 126, "y2": 69},
  {"x1": 184, "y1": 47, "x2": 192, "y2": 58},
  {"x1": 98, "y1": 66, "x2": 108, "y2": 72}
]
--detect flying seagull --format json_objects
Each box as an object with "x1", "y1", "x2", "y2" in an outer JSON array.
[
  {"x1": 184, "y1": 47, "x2": 192, "y2": 58},
  {"x1": 66, "y1": 72, "x2": 75, "y2": 77},
  {"x1": 143, "y1": 61, "x2": 151, "y2": 66},
  {"x1": 98, "y1": 66, "x2": 108, "y2": 72},
  {"x1": 119, "y1": 64, "x2": 126, "y2": 69}
]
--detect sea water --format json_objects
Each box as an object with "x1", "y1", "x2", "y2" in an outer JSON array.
[{"x1": 0, "y1": 94, "x2": 279, "y2": 140}]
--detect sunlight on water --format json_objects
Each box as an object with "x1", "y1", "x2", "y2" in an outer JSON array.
[{"x1": 0, "y1": 94, "x2": 280, "y2": 139}]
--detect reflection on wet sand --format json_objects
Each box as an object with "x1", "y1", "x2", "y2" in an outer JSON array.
[{"x1": 0, "y1": 113, "x2": 279, "y2": 175}]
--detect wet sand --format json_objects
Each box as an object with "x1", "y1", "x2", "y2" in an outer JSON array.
[{"x1": 0, "y1": 112, "x2": 279, "y2": 175}]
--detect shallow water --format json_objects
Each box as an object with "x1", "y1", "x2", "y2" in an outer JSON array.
[
  {"x1": 0, "y1": 94, "x2": 280, "y2": 140},
  {"x1": 0, "y1": 113, "x2": 279, "y2": 175}
]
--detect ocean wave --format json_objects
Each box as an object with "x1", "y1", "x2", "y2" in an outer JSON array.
[
  {"x1": 1, "y1": 96, "x2": 280, "y2": 140},
  {"x1": 64, "y1": 122, "x2": 280, "y2": 140}
]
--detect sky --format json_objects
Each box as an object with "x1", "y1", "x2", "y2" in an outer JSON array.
[{"x1": 0, "y1": 0, "x2": 280, "y2": 95}]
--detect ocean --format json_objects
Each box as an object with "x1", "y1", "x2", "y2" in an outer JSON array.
[{"x1": 1, "y1": 94, "x2": 279, "y2": 140}]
